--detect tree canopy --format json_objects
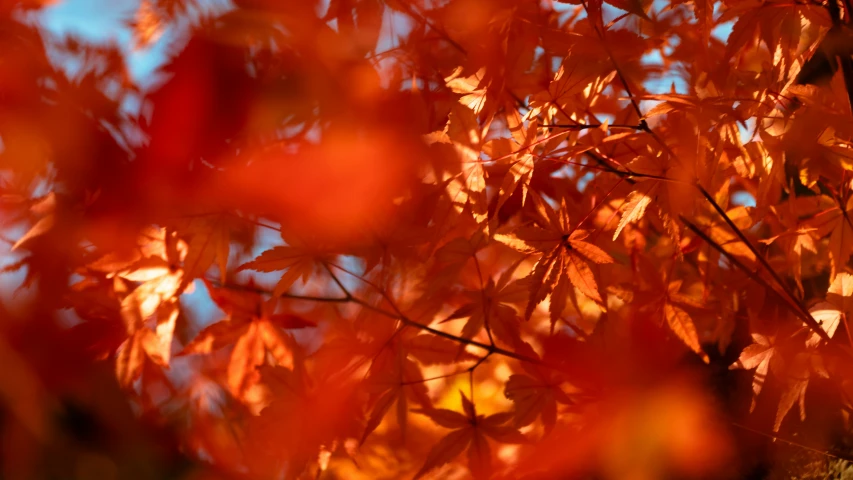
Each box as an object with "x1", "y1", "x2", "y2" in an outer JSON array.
[{"x1": 3, "y1": 0, "x2": 853, "y2": 478}]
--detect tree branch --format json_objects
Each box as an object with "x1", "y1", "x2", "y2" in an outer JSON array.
[
  {"x1": 207, "y1": 276, "x2": 552, "y2": 369},
  {"x1": 694, "y1": 185, "x2": 821, "y2": 330},
  {"x1": 539, "y1": 123, "x2": 644, "y2": 130},
  {"x1": 680, "y1": 218, "x2": 830, "y2": 342}
]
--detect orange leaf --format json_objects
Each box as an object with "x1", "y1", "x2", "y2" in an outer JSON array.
[
  {"x1": 406, "y1": 335, "x2": 478, "y2": 365},
  {"x1": 663, "y1": 303, "x2": 707, "y2": 362},
  {"x1": 266, "y1": 313, "x2": 317, "y2": 329},
  {"x1": 413, "y1": 428, "x2": 473, "y2": 479},
  {"x1": 566, "y1": 253, "x2": 604, "y2": 305},
  {"x1": 227, "y1": 322, "x2": 266, "y2": 398},
  {"x1": 613, "y1": 190, "x2": 652, "y2": 240}
]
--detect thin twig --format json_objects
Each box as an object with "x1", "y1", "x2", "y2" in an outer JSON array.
[
  {"x1": 732, "y1": 422, "x2": 853, "y2": 462},
  {"x1": 210, "y1": 275, "x2": 551, "y2": 368},
  {"x1": 693, "y1": 186, "x2": 827, "y2": 339},
  {"x1": 679, "y1": 218, "x2": 829, "y2": 341},
  {"x1": 539, "y1": 123, "x2": 643, "y2": 130}
]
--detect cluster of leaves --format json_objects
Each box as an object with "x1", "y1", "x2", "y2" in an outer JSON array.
[{"x1": 7, "y1": 0, "x2": 853, "y2": 478}]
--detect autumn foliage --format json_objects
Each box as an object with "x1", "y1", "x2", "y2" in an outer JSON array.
[{"x1": 7, "y1": 0, "x2": 853, "y2": 478}]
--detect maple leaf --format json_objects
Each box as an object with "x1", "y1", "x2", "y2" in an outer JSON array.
[
  {"x1": 613, "y1": 189, "x2": 652, "y2": 241},
  {"x1": 175, "y1": 215, "x2": 232, "y2": 288},
  {"x1": 663, "y1": 303, "x2": 706, "y2": 361},
  {"x1": 620, "y1": 155, "x2": 700, "y2": 248},
  {"x1": 801, "y1": 272, "x2": 853, "y2": 348},
  {"x1": 238, "y1": 242, "x2": 328, "y2": 297},
  {"x1": 413, "y1": 392, "x2": 525, "y2": 479},
  {"x1": 442, "y1": 269, "x2": 527, "y2": 345},
  {"x1": 694, "y1": 205, "x2": 759, "y2": 266},
  {"x1": 115, "y1": 327, "x2": 162, "y2": 387},
  {"x1": 493, "y1": 151, "x2": 535, "y2": 223},
  {"x1": 805, "y1": 302, "x2": 840, "y2": 348},
  {"x1": 117, "y1": 259, "x2": 183, "y2": 362},
  {"x1": 245, "y1": 364, "x2": 363, "y2": 478},
  {"x1": 772, "y1": 350, "x2": 829, "y2": 432},
  {"x1": 761, "y1": 227, "x2": 818, "y2": 294},
  {"x1": 505, "y1": 374, "x2": 559, "y2": 431},
  {"x1": 486, "y1": 105, "x2": 542, "y2": 226},
  {"x1": 723, "y1": 1, "x2": 828, "y2": 79},
  {"x1": 504, "y1": 348, "x2": 572, "y2": 434},
  {"x1": 731, "y1": 333, "x2": 776, "y2": 413},
  {"x1": 542, "y1": 53, "x2": 614, "y2": 113},
  {"x1": 828, "y1": 272, "x2": 853, "y2": 314},
  {"x1": 360, "y1": 357, "x2": 431, "y2": 444},
  {"x1": 496, "y1": 197, "x2": 614, "y2": 321},
  {"x1": 447, "y1": 103, "x2": 490, "y2": 229},
  {"x1": 359, "y1": 315, "x2": 481, "y2": 444},
  {"x1": 802, "y1": 196, "x2": 853, "y2": 281},
  {"x1": 89, "y1": 227, "x2": 190, "y2": 379},
  {"x1": 427, "y1": 234, "x2": 485, "y2": 295},
  {"x1": 445, "y1": 67, "x2": 488, "y2": 115},
  {"x1": 663, "y1": 281, "x2": 709, "y2": 362},
  {"x1": 180, "y1": 281, "x2": 315, "y2": 400}
]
